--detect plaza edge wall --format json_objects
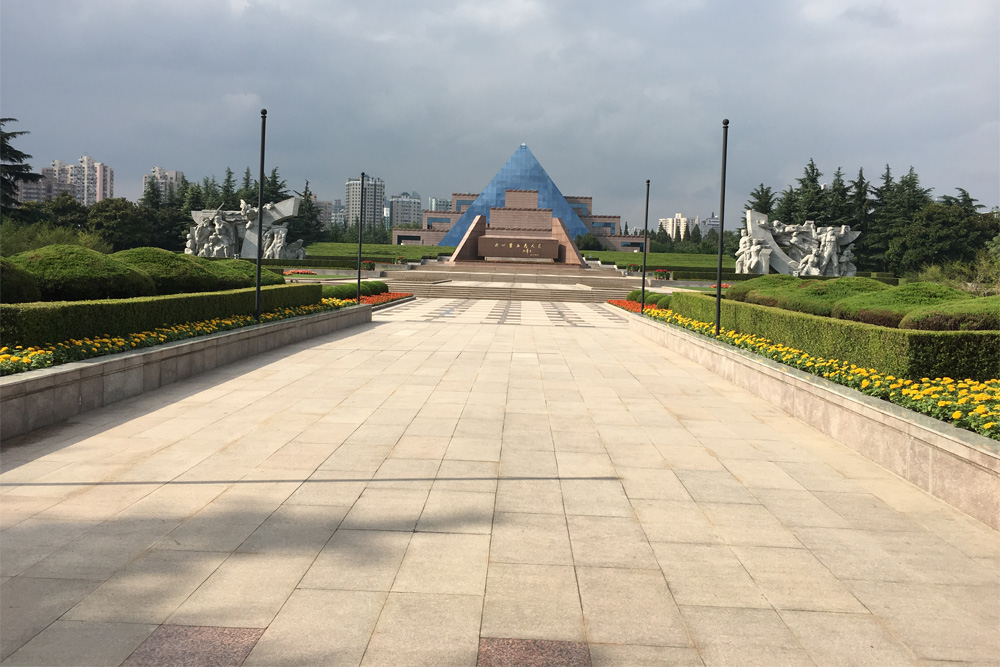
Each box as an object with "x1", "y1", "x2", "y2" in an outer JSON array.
[
  {"x1": 0, "y1": 305, "x2": 373, "y2": 443},
  {"x1": 614, "y1": 306, "x2": 1000, "y2": 530}
]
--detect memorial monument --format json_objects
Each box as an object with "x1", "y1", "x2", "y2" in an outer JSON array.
[
  {"x1": 184, "y1": 197, "x2": 303, "y2": 260},
  {"x1": 737, "y1": 210, "x2": 860, "y2": 277}
]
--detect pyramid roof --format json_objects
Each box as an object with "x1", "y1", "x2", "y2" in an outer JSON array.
[{"x1": 439, "y1": 144, "x2": 589, "y2": 245}]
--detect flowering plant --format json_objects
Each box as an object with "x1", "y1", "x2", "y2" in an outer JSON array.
[
  {"x1": 395, "y1": 256, "x2": 407, "y2": 265},
  {"x1": 627, "y1": 263, "x2": 640, "y2": 272},
  {"x1": 607, "y1": 300, "x2": 1000, "y2": 440},
  {"x1": 360, "y1": 292, "x2": 412, "y2": 305},
  {"x1": 284, "y1": 269, "x2": 317, "y2": 275},
  {"x1": 0, "y1": 297, "x2": 357, "y2": 376},
  {"x1": 361, "y1": 260, "x2": 375, "y2": 270}
]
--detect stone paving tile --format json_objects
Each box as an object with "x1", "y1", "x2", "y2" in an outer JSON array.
[
  {"x1": 477, "y1": 638, "x2": 591, "y2": 667},
  {"x1": 361, "y1": 592, "x2": 482, "y2": 667},
  {"x1": 680, "y1": 606, "x2": 813, "y2": 667},
  {"x1": 778, "y1": 609, "x2": 919, "y2": 666},
  {"x1": 122, "y1": 624, "x2": 263, "y2": 667},
  {"x1": 566, "y1": 515, "x2": 659, "y2": 569},
  {"x1": 576, "y1": 567, "x2": 690, "y2": 647},
  {"x1": 0, "y1": 577, "x2": 100, "y2": 661},
  {"x1": 244, "y1": 589, "x2": 385, "y2": 666},
  {"x1": 651, "y1": 542, "x2": 770, "y2": 609},
  {"x1": 481, "y1": 563, "x2": 585, "y2": 642},
  {"x1": 490, "y1": 511, "x2": 573, "y2": 565},
  {"x1": 4, "y1": 620, "x2": 157, "y2": 667},
  {"x1": 300, "y1": 529, "x2": 412, "y2": 592},
  {"x1": 392, "y1": 532, "x2": 490, "y2": 595}
]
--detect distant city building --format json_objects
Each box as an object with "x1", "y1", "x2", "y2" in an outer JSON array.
[
  {"x1": 143, "y1": 167, "x2": 184, "y2": 201},
  {"x1": 345, "y1": 175, "x2": 385, "y2": 227},
  {"x1": 31, "y1": 156, "x2": 114, "y2": 206},
  {"x1": 389, "y1": 191, "x2": 423, "y2": 227},
  {"x1": 331, "y1": 198, "x2": 346, "y2": 226},
  {"x1": 428, "y1": 196, "x2": 451, "y2": 212},
  {"x1": 315, "y1": 199, "x2": 334, "y2": 228},
  {"x1": 658, "y1": 213, "x2": 698, "y2": 240},
  {"x1": 699, "y1": 213, "x2": 720, "y2": 237}
]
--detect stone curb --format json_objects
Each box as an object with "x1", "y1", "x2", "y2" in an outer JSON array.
[
  {"x1": 0, "y1": 305, "x2": 373, "y2": 444},
  {"x1": 607, "y1": 304, "x2": 1000, "y2": 529}
]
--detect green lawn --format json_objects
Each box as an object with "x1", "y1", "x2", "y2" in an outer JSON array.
[{"x1": 305, "y1": 243, "x2": 456, "y2": 260}]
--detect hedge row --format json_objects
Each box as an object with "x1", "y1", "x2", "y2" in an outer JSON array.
[
  {"x1": 668, "y1": 291, "x2": 1000, "y2": 381},
  {"x1": 0, "y1": 284, "x2": 322, "y2": 348},
  {"x1": 321, "y1": 281, "x2": 388, "y2": 300}
]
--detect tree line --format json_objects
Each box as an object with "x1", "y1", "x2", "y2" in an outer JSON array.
[
  {"x1": 745, "y1": 160, "x2": 999, "y2": 274},
  {"x1": 1, "y1": 119, "x2": 327, "y2": 255}
]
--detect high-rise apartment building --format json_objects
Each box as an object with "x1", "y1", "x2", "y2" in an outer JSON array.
[
  {"x1": 345, "y1": 175, "x2": 385, "y2": 227},
  {"x1": 428, "y1": 196, "x2": 451, "y2": 212},
  {"x1": 143, "y1": 167, "x2": 185, "y2": 200},
  {"x1": 315, "y1": 199, "x2": 334, "y2": 228},
  {"x1": 658, "y1": 213, "x2": 698, "y2": 239},
  {"x1": 39, "y1": 156, "x2": 114, "y2": 206},
  {"x1": 389, "y1": 191, "x2": 422, "y2": 227}
]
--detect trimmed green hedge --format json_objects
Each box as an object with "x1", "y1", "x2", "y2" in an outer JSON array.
[
  {"x1": 735, "y1": 276, "x2": 892, "y2": 317},
  {"x1": 899, "y1": 296, "x2": 1000, "y2": 331},
  {"x1": 1, "y1": 284, "x2": 322, "y2": 348},
  {"x1": 668, "y1": 291, "x2": 1000, "y2": 381},
  {"x1": 113, "y1": 248, "x2": 219, "y2": 295},
  {"x1": 0, "y1": 258, "x2": 42, "y2": 303},
  {"x1": 320, "y1": 281, "x2": 386, "y2": 300},
  {"x1": 832, "y1": 282, "x2": 973, "y2": 328},
  {"x1": 196, "y1": 258, "x2": 285, "y2": 289},
  {"x1": 8, "y1": 245, "x2": 157, "y2": 301}
]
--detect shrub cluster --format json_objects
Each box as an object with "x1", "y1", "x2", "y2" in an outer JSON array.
[
  {"x1": 2, "y1": 245, "x2": 285, "y2": 303},
  {"x1": 0, "y1": 284, "x2": 322, "y2": 348},
  {"x1": 730, "y1": 275, "x2": 986, "y2": 329},
  {"x1": 669, "y1": 291, "x2": 999, "y2": 381},
  {"x1": 626, "y1": 290, "x2": 668, "y2": 307},
  {"x1": 321, "y1": 281, "x2": 388, "y2": 300},
  {"x1": 0, "y1": 258, "x2": 42, "y2": 303}
]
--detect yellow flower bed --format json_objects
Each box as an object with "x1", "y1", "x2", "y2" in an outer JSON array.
[
  {"x1": 0, "y1": 297, "x2": 357, "y2": 377},
  {"x1": 623, "y1": 303, "x2": 1000, "y2": 441}
]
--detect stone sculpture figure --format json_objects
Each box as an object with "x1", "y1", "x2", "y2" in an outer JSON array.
[
  {"x1": 739, "y1": 210, "x2": 860, "y2": 277},
  {"x1": 734, "y1": 230, "x2": 752, "y2": 273},
  {"x1": 185, "y1": 196, "x2": 301, "y2": 260}
]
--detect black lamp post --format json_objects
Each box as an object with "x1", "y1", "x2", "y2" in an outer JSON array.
[
  {"x1": 714, "y1": 119, "x2": 729, "y2": 336},
  {"x1": 641, "y1": 179, "x2": 650, "y2": 312},
  {"x1": 254, "y1": 108, "x2": 267, "y2": 323},
  {"x1": 357, "y1": 172, "x2": 365, "y2": 302}
]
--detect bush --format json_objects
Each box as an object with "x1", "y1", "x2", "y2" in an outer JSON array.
[
  {"x1": 7, "y1": 245, "x2": 156, "y2": 301},
  {"x1": 726, "y1": 274, "x2": 801, "y2": 302},
  {"x1": 113, "y1": 248, "x2": 220, "y2": 295},
  {"x1": 743, "y1": 276, "x2": 891, "y2": 317},
  {"x1": 0, "y1": 257, "x2": 42, "y2": 303},
  {"x1": 1, "y1": 284, "x2": 322, "y2": 348},
  {"x1": 322, "y1": 284, "x2": 358, "y2": 300},
  {"x1": 366, "y1": 280, "x2": 388, "y2": 294},
  {"x1": 194, "y1": 258, "x2": 285, "y2": 290},
  {"x1": 626, "y1": 289, "x2": 643, "y2": 302},
  {"x1": 668, "y1": 291, "x2": 999, "y2": 380},
  {"x1": 899, "y1": 296, "x2": 1000, "y2": 331},
  {"x1": 832, "y1": 282, "x2": 973, "y2": 328}
]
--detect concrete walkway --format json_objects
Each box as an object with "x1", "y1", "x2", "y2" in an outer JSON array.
[{"x1": 1, "y1": 298, "x2": 997, "y2": 666}]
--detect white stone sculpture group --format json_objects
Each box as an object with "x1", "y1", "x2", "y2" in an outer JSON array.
[
  {"x1": 737, "y1": 210, "x2": 859, "y2": 277},
  {"x1": 184, "y1": 197, "x2": 305, "y2": 261}
]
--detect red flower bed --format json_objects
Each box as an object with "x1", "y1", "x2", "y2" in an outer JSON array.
[
  {"x1": 360, "y1": 292, "x2": 412, "y2": 306},
  {"x1": 607, "y1": 299, "x2": 660, "y2": 313},
  {"x1": 284, "y1": 269, "x2": 317, "y2": 275}
]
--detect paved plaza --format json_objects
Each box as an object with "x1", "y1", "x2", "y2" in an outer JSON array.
[{"x1": 1, "y1": 298, "x2": 998, "y2": 666}]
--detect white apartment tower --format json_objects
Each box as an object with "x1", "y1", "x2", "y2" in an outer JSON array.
[
  {"x1": 143, "y1": 167, "x2": 185, "y2": 201},
  {"x1": 345, "y1": 175, "x2": 386, "y2": 227},
  {"x1": 389, "y1": 191, "x2": 422, "y2": 227},
  {"x1": 41, "y1": 156, "x2": 114, "y2": 206},
  {"x1": 658, "y1": 213, "x2": 697, "y2": 239}
]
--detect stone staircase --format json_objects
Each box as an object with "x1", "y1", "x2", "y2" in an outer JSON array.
[{"x1": 381, "y1": 281, "x2": 630, "y2": 303}]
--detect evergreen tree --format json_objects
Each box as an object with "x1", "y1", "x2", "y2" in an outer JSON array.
[
  {"x1": 745, "y1": 183, "x2": 776, "y2": 216},
  {"x1": 857, "y1": 165, "x2": 895, "y2": 271},
  {"x1": 87, "y1": 198, "x2": 151, "y2": 251},
  {"x1": 288, "y1": 180, "x2": 324, "y2": 245},
  {"x1": 1, "y1": 118, "x2": 42, "y2": 215},
  {"x1": 139, "y1": 179, "x2": 162, "y2": 210},
  {"x1": 938, "y1": 187, "x2": 983, "y2": 215},
  {"x1": 824, "y1": 167, "x2": 852, "y2": 227},
  {"x1": 847, "y1": 168, "x2": 873, "y2": 233},
  {"x1": 264, "y1": 167, "x2": 288, "y2": 203},
  {"x1": 885, "y1": 202, "x2": 994, "y2": 274},
  {"x1": 183, "y1": 183, "x2": 205, "y2": 213},
  {"x1": 237, "y1": 167, "x2": 257, "y2": 203},
  {"x1": 219, "y1": 167, "x2": 238, "y2": 210},
  {"x1": 42, "y1": 192, "x2": 89, "y2": 230},
  {"x1": 201, "y1": 176, "x2": 221, "y2": 209},
  {"x1": 794, "y1": 158, "x2": 826, "y2": 224},
  {"x1": 688, "y1": 224, "x2": 702, "y2": 243},
  {"x1": 773, "y1": 186, "x2": 798, "y2": 225}
]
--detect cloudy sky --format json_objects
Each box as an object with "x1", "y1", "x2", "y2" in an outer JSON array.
[{"x1": 3, "y1": 0, "x2": 997, "y2": 229}]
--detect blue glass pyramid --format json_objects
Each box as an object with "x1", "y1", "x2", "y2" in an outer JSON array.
[{"x1": 439, "y1": 144, "x2": 589, "y2": 245}]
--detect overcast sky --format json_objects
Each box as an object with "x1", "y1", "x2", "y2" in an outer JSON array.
[{"x1": 3, "y1": 0, "x2": 997, "y2": 229}]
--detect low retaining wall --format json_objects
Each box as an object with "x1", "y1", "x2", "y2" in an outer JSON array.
[
  {"x1": 615, "y1": 307, "x2": 1000, "y2": 529},
  {"x1": 0, "y1": 305, "x2": 373, "y2": 443}
]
